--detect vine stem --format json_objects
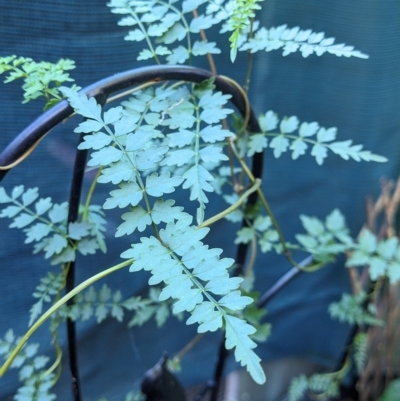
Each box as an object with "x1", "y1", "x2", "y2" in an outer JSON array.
[
  {"x1": 0, "y1": 259, "x2": 133, "y2": 378},
  {"x1": 197, "y1": 179, "x2": 261, "y2": 228}
]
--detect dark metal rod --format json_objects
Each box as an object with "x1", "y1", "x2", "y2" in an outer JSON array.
[
  {"x1": 209, "y1": 335, "x2": 230, "y2": 401},
  {"x1": 65, "y1": 132, "x2": 89, "y2": 401},
  {"x1": 257, "y1": 254, "x2": 313, "y2": 308}
]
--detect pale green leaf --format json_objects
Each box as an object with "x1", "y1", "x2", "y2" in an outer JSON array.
[
  {"x1": 116, "y1": 205, "x2": 151, "y2": 236},
  {"x1": 358, "y1": 229, "x2": 377, "y2": 253},
  {"x1": 199, "y1": 125, "x2": 232, "y2": 143},
  {"x1": 35, "y1": 197, "x2": 53, "y2": 215},
  {"x1": 48, "y1": 203, "x2": 68, "y2": 224},
  {"x1": 317, "y1": 127, "x2": 336, "y2": 142},
  {"x1": 44, "y1": 234, "x2": 68, "y2": 258},
  {"x1": 11, "y1": 185, "x2": 24, "y2": 199},
  {"x1": 311, "y1": 143, "x2": 328, "y2": 165},
  {"x1": 219, "y1": 291, "x2": 253, "y2": 310},
  {"x1": 60, "y1": 87, "x2": 102, "y2": 121},
  {"x1": 182, "y1": 164, "x2": 214, "y2": 203},
  {"x1": 259, "y1": 111, "x2": 278, "y2": 132},
  {"x1": 0, "y1": 205, "x2": 22, "y2": 218},
  {"x1": 369, "y1": 256, "x2": 387, "y2": 280},
  {"x1": 269, "y1": 135, "x2": 289, "y2": 158},
  {"x1": 161, "y1": 149, "x2": 195, "y2": 167},
  {"x1": 22, "y1": 187, "x2": 39, "y2": 206},
  {"x1": 150, "y1": 199, "x2": 188, "y2": 224},
  {"x1": 125, "y1": 128, "x2": 154, "y2": 151},
  {"x1": 10, "y1": 213, "x2": 36, "y2": 228},
  {"x1": 78, "y1": 132, "x2": 112, "y2": 150},
  {"x1": 87, "y1": 146, "x2": 124, "y2": 167},
  {"x1": 280, "y1": 116, "x2": 299, "y2": 133},
  {"x1": 224, "y1": 315, "x2": 265, "y2": 384},
  {"x1": 166, "y1": 46, "x2": 190, "y2": 64},
  {"x1": 75, "y1": 120, "x2": 105, "y2": 134},
  {"x1": 145, "y1": 172, "x2": 184, "y2": 196},
  {"x1": 24, "y1": 223, "x2": 52, "y2": 243},
  {"x1": 103, "y1": 182, "x2": 144, "y2": 209},
  {"x1": 68, "y1": 221, "x2": 91, "y2": 240},
  {"x1": 377, "y1": 237, "x2": 398, "y2": 259},
  {"x1": 299, "y1": 121, "x2": 319, "y2": 137},
  {"x1": 0, "y1": 187, "x2": 11, "y2": 203},
  {"x1": 161, "y1": 22, "x2": 186, "y2": 44},
  {"x1": 137, "y1": 49, "x2": 154, "y2": 61},
  {"x1": 97, "y1": 160, "x2": 135, "y2": 184},
  {"x1": 192, "y1": 41, "x2": 221, "y2": 56},
  {"x1": 290, "y1": 138, "x2": 308, "y2": 159},
  {"x1": 135, "y1": 145, "x2": 168, "y2": 170},
  {"x1": 300, "y1": 215, "x2": 325, "y2": 236},
  {"x1": 247, "y1": 134, "x2": 268, "y2": 157}
]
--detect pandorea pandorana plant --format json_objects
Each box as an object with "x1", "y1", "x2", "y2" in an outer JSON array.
[{"x1": 0, "y1": 1, "x2": 392, "y2": 400}]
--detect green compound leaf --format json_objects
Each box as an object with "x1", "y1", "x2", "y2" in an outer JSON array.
[
  {"x1": 240, "y1": 24, "x2": 369, "y2": 59},
  {"x1": 121, "y1": 218, "x2": 263, "y2": 383},
  {"x1": 29, "y1": 272, "x2": 64, "y2": 326},
  {"x1": 296, "y1": 209, "x2": 352, "y2": 262},
  {"x1": 328, "y1": 291, "x2": 383, "y2": 326},
  {"x1": 257, "y1": 110, "x2": 387, "y2": 163}
]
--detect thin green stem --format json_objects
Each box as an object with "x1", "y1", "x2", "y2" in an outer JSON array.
[
  {"x1": 197, "y1": 179, "x2": 261, "y2": 228},
  {"x1": 82, "y1": 167, "x2": 102, "y2": 221},
  {"x1": 0, "y1": 259, "x2": 132, "y2": 377}
]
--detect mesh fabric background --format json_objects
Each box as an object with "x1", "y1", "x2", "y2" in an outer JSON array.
[{"x1": 1, "y1": 1, "x2": 400, "y2": 400}]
